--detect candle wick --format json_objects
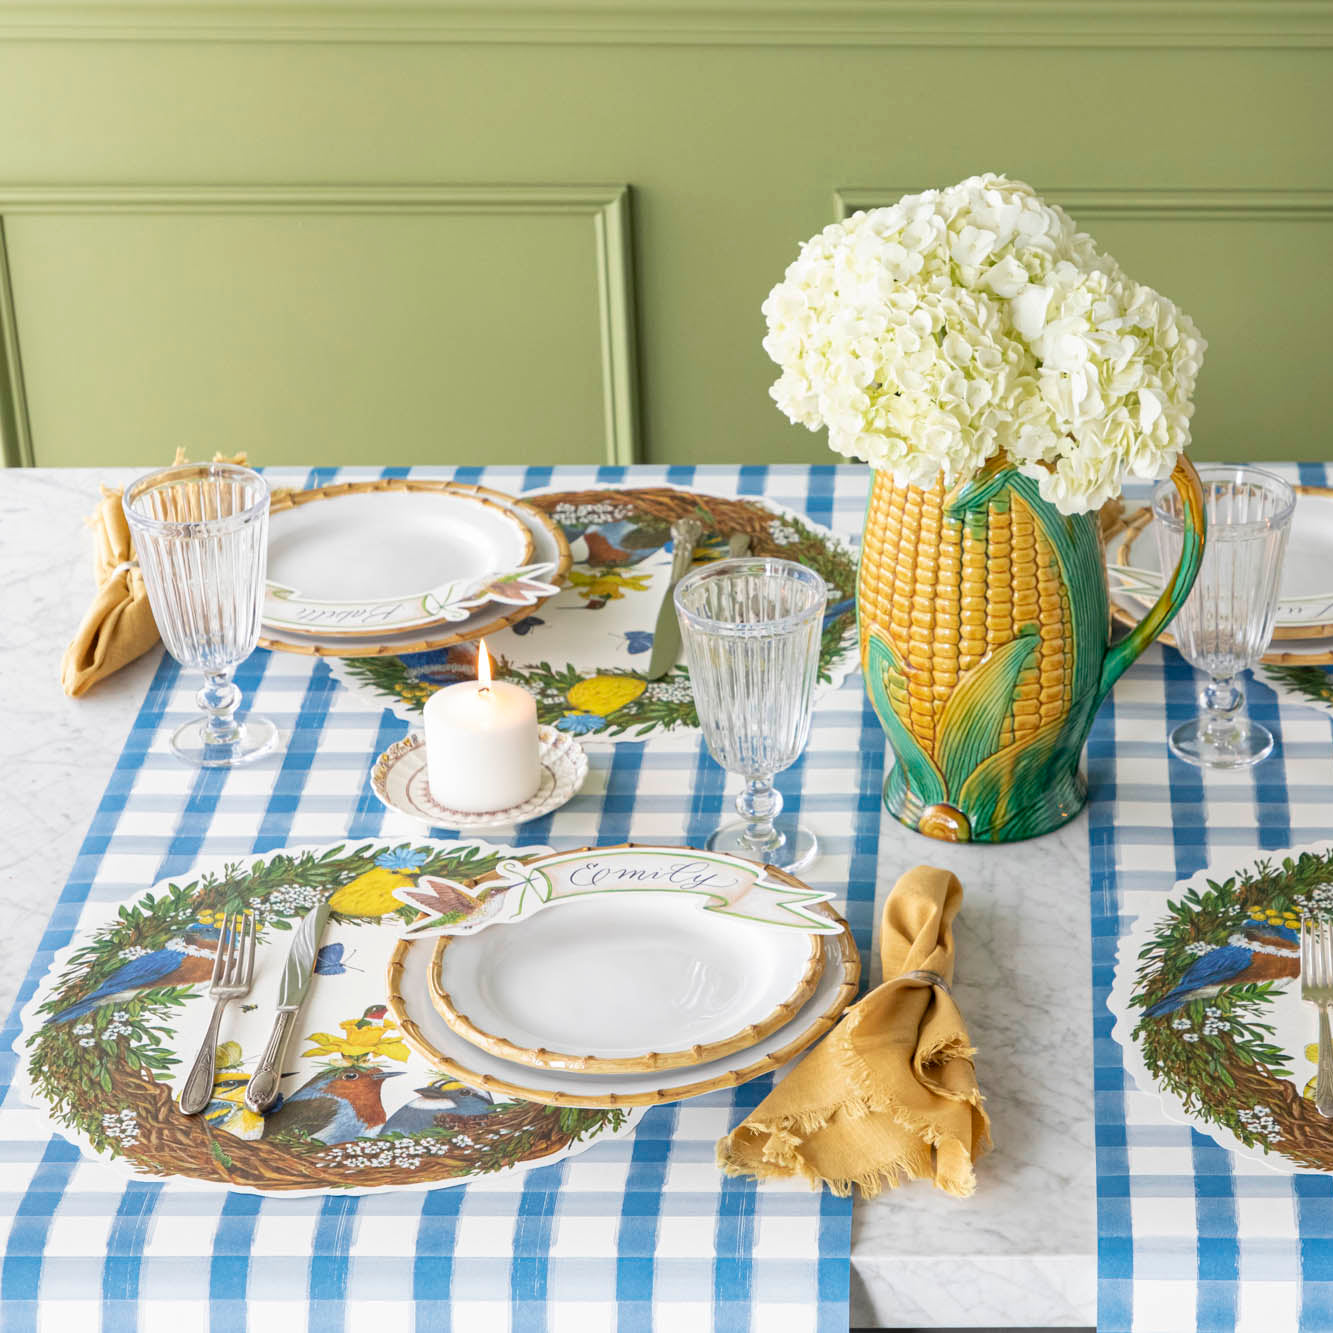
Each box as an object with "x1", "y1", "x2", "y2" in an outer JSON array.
[{"x1": 478, "y1": 685, "x2": 492, "y2": 698}]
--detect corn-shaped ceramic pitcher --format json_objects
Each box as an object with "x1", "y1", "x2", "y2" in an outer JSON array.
[{"x1": 858, "y1": 456, "x2": 1205, "y2": 842}]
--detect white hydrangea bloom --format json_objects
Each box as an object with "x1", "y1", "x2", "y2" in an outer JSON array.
[{"x1": 762, "y1": 174, "x2": 1206, "y2": 514}]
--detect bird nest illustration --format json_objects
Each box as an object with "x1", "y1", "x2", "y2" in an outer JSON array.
[
  {"x1": 21, "y1": 841, "x2": 628, "y2": 1193},
  {"x1": 337, "y1": 486, "x2": 859, "y2": 739},
  {"x1": 1126, "y1": 847, "x2": 1333, "y2": 1169}
]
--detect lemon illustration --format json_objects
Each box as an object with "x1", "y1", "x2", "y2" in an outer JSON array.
[
  {"x1": 329, "y1": 847, "x2": 429, "y2": 916},
  {"x1": 566, "y1": 674, "x2": 646, "y2": 716}
]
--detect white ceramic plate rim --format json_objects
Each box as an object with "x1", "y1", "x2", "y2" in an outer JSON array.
[
  {"x1": 434, "y1": 891, "x2": 821, "y2": 1068},
  {"x1": 388, "y1": 907, "x2": 858, "y2": 1106},
  {"x1": 264, "y1": 488, "x2": 533, "y2": 633},
  {"x1": 258, "y1": 488, "x2": 566, "y2": 654}
]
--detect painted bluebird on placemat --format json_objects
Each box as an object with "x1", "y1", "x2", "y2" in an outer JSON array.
[
  {"x1": 260, "y1": 1066, "x2": 401, "y2": 1145},
  {"x1": 48, "y1": 923, "x2": 221, "y2": 1024},
  {"x1": 382, "y1": 1078, "x2": 498, "y2": 1135},
  {"x1": 1144, "y1": 918, "x2": 1301, "y2": 1017}
]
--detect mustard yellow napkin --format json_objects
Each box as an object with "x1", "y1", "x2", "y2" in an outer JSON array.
[
  {"x1": 60, "y1": 451, "x2": 250, "y2": 697},
  {"x1": 716, "y1": 865, "x2": 991, "y2": 1198}
]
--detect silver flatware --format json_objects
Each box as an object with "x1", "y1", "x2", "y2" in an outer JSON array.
[
  {"x1": 1302, "y1": 917, "x2": 1333, "y2": 1117},
  {"x1": 645, "y1": 517, "x2": 704, "y2": 681},
  {"x1": 244, "y1": 898, "x2": 331, "y2": 1114},
  {"x1": 179, "y1": 912, "x2": 256, "y2": 1115}
]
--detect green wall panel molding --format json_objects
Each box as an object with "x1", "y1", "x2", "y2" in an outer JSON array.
[
  {"x1": 0, "y1": 220, "x2": 33, "y2": 467},
  {"x1": 0, "y1": 1, "x2": 1331, "y2": 47},
  {"x1": 0, "y1": 39, "x2": 1326, "y2": 469},
  {"x1": 0, "y1": 184, "x2": 640, "y2": 469}
]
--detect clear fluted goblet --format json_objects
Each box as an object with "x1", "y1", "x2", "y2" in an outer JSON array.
[
  {"x1": 1153, "y1": 465, "x2": 1294, "y2": 769},
  {"x1": 674, "y1": 557, "x2": 826, "y2": 873},
  {"x1": 123, "y1": 461, "x2": 280, "y2": 768}
]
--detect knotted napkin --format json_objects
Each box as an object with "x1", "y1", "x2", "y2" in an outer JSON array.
[
  {"x1": 60, "y1": 450, "x2": 249, "y2": 697},
  {"x1": 716, "y1": 865, "x2": 991, "y2": 1198}
]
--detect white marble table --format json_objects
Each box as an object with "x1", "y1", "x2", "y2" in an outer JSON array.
[{"x1": 0, "y1": 467, "x2": 1096, "y2": 1330}]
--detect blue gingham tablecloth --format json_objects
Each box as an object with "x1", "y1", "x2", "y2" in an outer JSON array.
[
  {"x1": 1092, "y1": 462, "x2": 1333, "y2": 1333},
  {"x1": 0, "y1": 465, "x2": 880, "y2": 1333}
]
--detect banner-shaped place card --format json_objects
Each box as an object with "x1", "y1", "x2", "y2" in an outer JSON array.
[{"x1": 394, "y1": 843, "x2": 841, "y2": 939}]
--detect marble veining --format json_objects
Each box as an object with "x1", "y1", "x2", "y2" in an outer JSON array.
[{"x1": 0, "y1": 467, "x2": 1097, "y2": 1329}]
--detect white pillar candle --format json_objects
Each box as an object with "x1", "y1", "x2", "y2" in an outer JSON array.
[{"x1": 422, "y1": 641, "x2": 540, "y2": 813}]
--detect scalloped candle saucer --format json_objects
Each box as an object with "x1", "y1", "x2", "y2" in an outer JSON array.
[{"x1": 371, "y1": 727, "x2": 587, "y2": 828}]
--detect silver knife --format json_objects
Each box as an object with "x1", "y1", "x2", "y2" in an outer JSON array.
[
  {"x1": 645, "y1": 517, "x2": 705, "y2": 681},
  {"x1": 244, "y1": 898, "x2": 331, "y2": 1113}
]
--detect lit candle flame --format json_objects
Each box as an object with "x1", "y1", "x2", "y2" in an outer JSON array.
[{"x1": 477, "y1": 638, "x2": 493, "y2": 690}]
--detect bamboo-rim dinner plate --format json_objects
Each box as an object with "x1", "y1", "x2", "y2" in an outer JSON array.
[
  {"x1": 1108, "y1": 487, "x2": 1333, "y2": 641},
  {"x1": 386, "y1": 901, "x2": 859, "y2": 1108},
  {"x1": 431, "y1": 893, "x2": 824, "y2": 1074},
  {"x1": 258, "y1": 480, "x2": 572, "y2": 657}
]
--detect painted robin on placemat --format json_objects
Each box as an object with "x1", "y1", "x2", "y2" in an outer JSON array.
[{"x1": 260, "y1": 1066, "x2": 401, "y2": 1145}]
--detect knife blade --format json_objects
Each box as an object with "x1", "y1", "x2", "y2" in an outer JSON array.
[
  {"x1": 645, "y1": 517, "x2": 705, "y2": 681},
  {"x1": 244, "y1": 898, "x2": 331, "y2": 1113}
]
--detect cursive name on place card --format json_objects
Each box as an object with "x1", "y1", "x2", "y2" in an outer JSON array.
[{"x1": 565, "y1": 857, "x2": 743, "y2": 895}]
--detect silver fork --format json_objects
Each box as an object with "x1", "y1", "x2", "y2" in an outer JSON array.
[
  {"x1": 179, "y1": 913, "x2": 256, "y2": 1115},
  {"x1": 1302, "y1": 917, "x2": 1333, "y2": 1117}
]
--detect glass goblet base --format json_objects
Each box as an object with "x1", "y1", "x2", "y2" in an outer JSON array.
[
  {"x1": 706, "y1": 820, "x2": 818, "y2": 874},
  {"x1": 1168, "y1": 715, "x2": 1274, "y2": 770},
  {"x1": 171, "y1": 715, "x2": 280, "y2": 768}
]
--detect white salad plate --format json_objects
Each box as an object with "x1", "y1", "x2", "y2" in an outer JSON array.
[
  {"x1": 432, "y1": 892, "x2": 824, "y2": 1073},
  {"x1": 387, "y1": 904, "x2": 859, "y2": 1107},
  {"x1": 264, "y1": 483, "x2": 535, "y2": 635},
  {"x1": 258, "y1": 481, "x2": 572, "y2": 657},
  {"x1": 1109, "y1": 486, "x2": 1333, "y2": 639}
]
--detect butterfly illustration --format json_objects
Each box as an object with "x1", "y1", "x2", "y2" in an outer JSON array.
[
  {"x1": 314, "y1": 943, "x2": 360, "y2": 976},
  {"x1": 617, "y1": 630, "x2": 654, "y2": 655},
  {"x1": 511, "y1": 616, "x2": 545, "y2": 636}
]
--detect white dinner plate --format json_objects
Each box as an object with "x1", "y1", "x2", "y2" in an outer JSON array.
[
  {"x1": 433, "y1": 893, "x2": 823, "y2": 1072},
  {"x1": 257, "y1": 483, "x2": 571, "y2": 657},
  {"x1": 264, "y1": 485, "x2": 535, "y2": 634},
  {"x1": 386, "y1": 905, "x2": 860, "y2": 1107},
  {"x1": 1110, "y1": 487, "x2": 1333, "y2": 638}
]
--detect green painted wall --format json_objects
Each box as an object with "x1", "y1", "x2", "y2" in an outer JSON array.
[{"x1": 0, "y1": 4, "x2": 1329, "y2": 468}]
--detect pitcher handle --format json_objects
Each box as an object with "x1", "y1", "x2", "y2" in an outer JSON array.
[{"x1": 1096, "y1": 456, "x2": 1206, "y2": 707}]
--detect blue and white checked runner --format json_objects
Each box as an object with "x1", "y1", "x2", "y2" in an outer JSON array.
[
  {"x1": 0, "y1": 465, "x2": 878, "y2": 1333},
  {"x1": 1092, "y1": 462, "x2": 1333, "y2": 1332}
]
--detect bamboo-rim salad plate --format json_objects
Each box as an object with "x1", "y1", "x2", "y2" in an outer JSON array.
[
  {"x1": 258, "y1": 480, "x2": 572, "y2": 656},
  {"x1": 434, "y1": 894, "x2": 824, "y2": 1073},
  {"x1": 385, "y1": 844, "x2": 860, "y2": 1106}
]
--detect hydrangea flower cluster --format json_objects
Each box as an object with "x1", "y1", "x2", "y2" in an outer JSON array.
[{"x1": 762, "y1": 174, "x2": 1206, "y2": 514}]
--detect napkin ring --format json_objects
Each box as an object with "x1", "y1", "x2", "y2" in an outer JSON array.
[{"x1": 898, "y1": 968, "x2": 952, "y2": 994}]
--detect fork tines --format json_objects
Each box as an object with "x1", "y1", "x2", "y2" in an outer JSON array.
[
  {"x1": 212, "y1": 912, "x2": 256, "y2": 989},
  {"x1": 1301, "y1": 917, "x2": 1333, "y2": 997}
]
